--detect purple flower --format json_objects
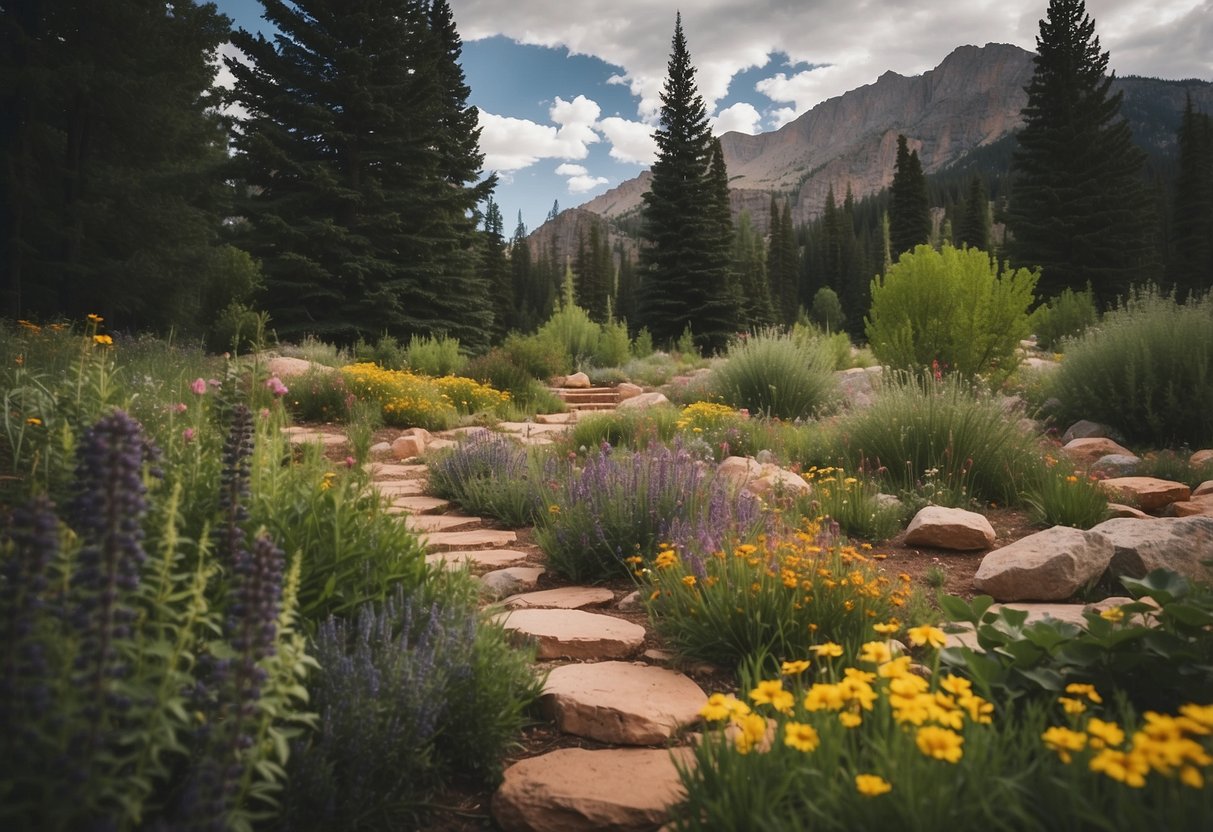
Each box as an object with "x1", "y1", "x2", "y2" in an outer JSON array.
[
  {"x1": 265, "y1": 376, "x2": 289, "y2": 397},
  {"x1": 182, "y1": 427, "x2": 196, "y2": 443}
]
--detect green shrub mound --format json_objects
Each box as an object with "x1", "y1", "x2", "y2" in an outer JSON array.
[
  {"x1": 1031, "y1": 286, "x2": 1098, "y2": 351},
  {"x1": 709, "y1": 330, "x2": 839, "y2": 420},
  {"x1": 1046, "y1": 288, "x2": 1213, "y2": 447}
]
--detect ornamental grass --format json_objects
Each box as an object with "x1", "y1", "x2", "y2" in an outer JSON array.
[
  {"x1": 709, "y1": 330, "x2": 839, "y2": 420},
  {"x1": 642, "y1": 521, "x2": 915, "y2": 670}
]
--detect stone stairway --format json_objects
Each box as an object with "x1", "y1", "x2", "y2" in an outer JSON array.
[
  {"x1": 362, "y1": 424, "x2": 701, "y2": 832},
  {"x1": 548, "y1": 386, "x2": 621, "y2": 413}
]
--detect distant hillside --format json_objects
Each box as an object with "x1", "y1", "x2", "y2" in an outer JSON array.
[{"x1": 527, "y1": 42, "x2": 1213, "y2": 262}]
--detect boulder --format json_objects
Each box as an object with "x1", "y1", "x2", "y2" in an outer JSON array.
[
  {"x1": 563, "y1": 372, "x2": 592, "y2": 389},
  {"x1": 391, "y1": 431, "x2": 428, "y2": 460},
  {"x1": 1091, "y1": 516, "x2": 1213, "y2": 581},
  {"x1": 1061, "y1": 437, "x2": 1135, "y2": 467},
  {"x1": 539, "y1": 662, "x2": 706, "y2": 744},
  {"x1": 1194, "y1": 481, "x2": 1213, "y2": 498},
  {"x1": 616, "y1": 382, "x2": 644, "y2": 401},
  {"x1": 492, "y1": 747, "x2": 689, "y2": 832},
  {"x1": 1106, "y1": 503, "x2": 1153, "y2": 520},
  {"x1": 973, "y1": 526, "x2": 1114, "y2": 601},
  {"x1": 266, "y1": 355, "x2": 334, "y2": 378},
  {"x1": 617, "y1": 391, "x2": 671, "y2": 410},
  {"x1": 1165, "y1": 496, "x2": 1213, "y2": 518},
  {"x1": 716, "y1": 456, "x2": 810, "y2": 500},
  {"x1": 1190, "y1": 449, "x2": 1213, "y2": 467},
  {"x1": 1098, "y1": 477, "x2": 1190, "y2": 512},
  {"x1": 1090, "y1": 454, "x2": 1140, "y2": 476},
  {"x1": 1061, "y1": 420, "x2": 1123, "y2": 445},
  {"x1": 904, "y1": 506, "x2": 996, "y2": 551},
  {"x1": 480, "y1": 567, "x2": 547, "y2": 598},
  {"x1": 836, "y1": 366, "x2": 881, "y2": 410}
]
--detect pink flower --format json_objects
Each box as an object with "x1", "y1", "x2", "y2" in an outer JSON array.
[
  {"x1": 190, "y1": 378, "x2": 207, "y2": 396},
  {"x1": 265, "y1": 376, "x2": 289, "y2": 397},
  {"x1": 344, "y1": 456, "x2": 356, "y2": 468},
  {"x1": 260, "y1": 408, "x2": 271, "y2": 420},
  {"x1": 182, "y1": 427, "x2": 196, "y2": 443},
  {"x1": 172, "y1": 402, "x2": 188, "y2": 414}
]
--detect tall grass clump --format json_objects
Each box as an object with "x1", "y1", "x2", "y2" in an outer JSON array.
[
  {"x1": 709, "y1": 330, "x2": 838, "y2": 420},
  {"x1": 426, "y1": 432, "x2": 545, "y2": 527},
  {"x1": 566, "y1": 407, "x2": 680, "y2": 453},
  {"x1": 404, "y1": 334, "x2": 466, "y2": 376},
  {"x1": 866, "y1": 244, "x2": 1038, "y2": 385},
  {"x1": 1046, "y1": 288, "x2": 1213, "y2": 447},
  {"x1": 837, "y1": 373, "x2": 1040, "y2": 506},
  {"x1": 536, "y1": 443, "x2": 771, "y2": 581},
  {"x1": 1021, "y1": 461, "x2": 1110, "y2": 529},
  {"x1": 279, "y1": 576, "x2": 542, "y2": 831},
  {"x1": 1030, "y1": 286, "x2": 1098, "y2": 350}
]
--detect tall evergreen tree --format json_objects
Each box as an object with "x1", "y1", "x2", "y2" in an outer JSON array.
[
  {"x1": 480, "y1": 198, "x2": 510, "y2": 342},
  {"x1": 509, "y1": 211, "x2": 534, "y2": 330},
  {"x1": 732, "y1": 211, "x2": 772, "y2": 327},
  {"x1": 575, "y1": 219, "x2": 612, "y2": 321},
  {"x1": 1006, "y1": 0, "x2": 1154, "y2": 306},
  {"x1": 638, "y1": 14, "x2": 737, "y2": 353},
  {"x1": 1169, "y1": 97, "x2": 1213, "y2": 295},
  {"x1": 1, "y1": 0, "x2": 241, "y2": 329},
  {"x1": 889, "y1": 134, "x2": 931, "y2": 258},
  {"x1": 229, "y1": 0, "x2": 494, "y2": 348},
  {"x1": 957, "y1": 175, "x2": 992, "y2": 251}
]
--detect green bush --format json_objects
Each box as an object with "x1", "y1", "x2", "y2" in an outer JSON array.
[
  {"x1": 464, "y1": 348, "x2": 566, "y2": 414},
  {"x1": 810, "y1": 286, "x2": 846, "y2": 332},
  {"x1": 1045, "y1": 288, "x2": 1213, "y2": 447},
  {"x1": 796, "y1": 465, "x2": 906, "y2": 541},
  {"x1": 1031, "y1": 286, "x2": 1098, "y2": 351},
  {"x1": 866, "y1": 244, "x2": 1038, "y2": 384},
  {"x1": 837, "y1": 373, "x2": 1040, "y2": 506},
  {"x1": 206, "y1": 301, "x2": 272, "y2": 354},
  {"x1": 502, "y1": 331, "x2": 570, "y2": 380},
  {"x1": 536, "y1": 303, "x2": 600, "y2": 368},
  {"x1": 709, "y1": 331, "x2": 839, "y2": 420},
  {"x1": 632, "y1": 327, "x2": 655, "y2": 358},
  {"x1": 1021, "y1": 463, "x2": 1110, "y2": 529},
  {"x1": 427, "y1": 433, "x2": 545, "y2": 528},
  {"x1": 794, "y1": 321, "x2": 854, "y2": 370},
  {"x1": 284, "y1": 367, "x2": 351, "y2": 423},
  {"x1": 1131, "y1": 450, "x2": 1213, "y2": 488},
  {"x1": 353, "y1": 333, "x2": 408, "y2": 370},
  {"x1": 594, "y1": 318, "x2": 632, "y2": 368},
  {"x1": 565, "y1": 408, "x2": 680, "y2": 453},
  {"x1": 404, "y1": 333, "x2": 466, "y2": 376}
]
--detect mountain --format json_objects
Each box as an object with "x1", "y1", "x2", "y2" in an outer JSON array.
[{"x1": 528, "y1": 42, "x2": 1213, "y2": 257}]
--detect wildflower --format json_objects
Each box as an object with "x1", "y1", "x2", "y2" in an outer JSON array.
[
  {"x1": 25, "y1": 417, "x2": 42, "y2": 427},
  {"x1": 93, "y1": 334, "x2": 113, "y2": 346},
  {"x1": 1100, "y1": 606, "x2": 1126, "y2": 623},
  {"x1": 750, "y1": 680, "x2": 795, "y2": 714},
  {"x1": 191, "y1": 377, "x2": 208, "y2": 395},
  {"x1": 548, "y1": 504, "x2": 560, "y2": 515},
  {"x1": 1043, "y1": 726, "x2": 1088, "y2": 763},
  {"x1": 840, "y1": 712, "x2": 863, "y2": 728},
  {"x1": 1066, "y1": 475, "x2": 1079, "y2": 484},
  {"x1": 804, "y1": 683, "x2": 846, "y2": 712},
  {"x1": 733, "y1": 713, "x2": 769, "y2": 754},
  {"x1": 655, "y1": 549, "x2": 678, "y2": 569},
  {"x1": 811, "y1": 642, "x2": 843, "y2": 658},
  {"x1": 17, "y1": 319, "x2": 41, "y2": 332},
  {"x1": 182, "y1": 427, "x2": 196, "y2": 443},
  {"x1": 780, "y1": 660, "x2": 811, "y2": 676},
  {"x1": 855, "y1": 774, "x2": 892, "y2": 796},
  {"x1": 87, "y1": 313, "x2": 103, "y2": 323},
  {"x1": 939, "y1": 675, "x2": 973, "y2": 698},
  {"x1": 859, "y1": 641, "x2": 892, "y2": 665},
  {"x1": 783, "y1": 722, "x2": 820, "y2": 752},
  {"x1": 1087, "y1": 718, "x2": 1126, "y2": 749},
  {"x1": 1058, "y1": 697, "x2": 1088, "y2": 715},
  {"x1": 1180, "y1": 766, "x2": 1205, "y2": 789},
  {"x1": 1179, "y1": 704, "x2": 1213, "y2": 731},
  {"x1": 1089, "y1": 748, "x2": 1149, "y2": 787},
  {"x1": 681, "y1": 575, "x2": 697, "y2": 588},
  {"x1": 265, "y1": 375, "x2": 289, "y2": 397},
  {"x1": 700, "y1": 693, "x2": 744, "y2": 722},
  {"x1": 907, "y1": 625, "x2": 947, "y2": 649},
  {"x1": 916, "y1": 725, "x2": 964, "y2": 763},
  {"x1": 1064, "y1": 683, "x2": 1103, "y2": 704},
  {"x1": 321, "y1": 472, "x2": 337, "y2": 491}
]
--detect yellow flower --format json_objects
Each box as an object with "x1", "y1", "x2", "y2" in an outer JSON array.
[
  {"x1": 1179, "y1": 703, "x2": 1213, "y2": 731},
  {"x1": 804, "y1": 683, "x2": 846, "y2": 712},
  {"x1": 907, "y1": 625, "x2": 947, "y2": 649},
  {"x1": 750, "y1": 680, "x2": 795, "y2": 714},
  {"x1": 1058, "y1": 697, "x2": 1087, "y2": 715},
  {"x1": 839, "y1": 712, "x2": 863, "y2": 728},
  {"x1": 855, "y1": 773, "x2": 892, "y2": 796},
  {"x1": 700, "y1": 693, "x2": 743, "y2": 722},
  {"x1": 939, "y1": 674, "x2": 973, "y2": 698},
  {"x1": 811, "y1": 642, "x2": 844, "y2": 658},
  {"x1": 1065, "y1": 683, "x2": 1103, "y2": 704},
  {"x1": 93, "y1": 334, "x2": 113, "y2": 346},
  {"x1": 859, "y1": 641, "x2": 893, "y2": 665},
  {"x1": 780, "y1": 659, "x2": 811, "y2": 676},
  {"x1": 87, "y1": 313, "x2": 103, "y2": 323},
  {"x1": 1100, "y1": 607, "x2": 1126, "y2": 622},
  {"x1": 783, "y1": 721, "x2": 820, "y2": 752},
  {"x1": 25, "y1": 417, "x2": 42, "y2": 427},
  {"x1": 733, "y1": 713, "x2": 769, "y2": 755},
  {"x1": 681, "y1": 575, "x2": 697, "y2": 588},
  {"x1": 1089, "y1": 748, "x2": 1149, "y2": 787},
  {"x1": 1043, "y1": 726, "x2": 1088, "y2": 763},
  {"x1": 872, "y1": 621, "x2": 901, "y2": 635},
  {"x1": 1086, "y1": 718, "x2": 1126, "y2": 749},
  {"x1": 548, "y1": 504, "x2": 560, "y2": 514},
  {"x1": 654, "y1": 549, "x2": 678, "y2": 569},
  {"x1": 915, "y1": 725, "x2": 964, "y2": 763},
  {"x1": 1180, "y1": 766, "x2": 1204, "y2": 789}
]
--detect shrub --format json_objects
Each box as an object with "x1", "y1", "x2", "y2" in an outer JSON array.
[
  {"x1": 644, "y1": 525, "x2": 915, "y2": 669},
  {"x1": 836, "y1": 373, "x2": 1040, "y2": 506},
  {"x1": 536, "y1": 303, "x2": 600, "y2": 368},
  {"x1": 280, "y1": 577, "x2": 542, "y2": 831},
  {"x1": 1045, "y1": 288, "x2": 1213, "y2": 447},
  {"x1": 565, "y1": 408, "x2": 680, "y2": 453},
  {"x1": 794, "y1": 321, "x2": 854, "y2": 370},
  {"x1": 426, "y1": 433, "x2": 545, "y2": 527},
  {"x1": 1021, "y1": 462, "x2": 1110, "y2": 529},
  {"x1": 1131, "y1": 450, "x2": 1213, "y2": 488},
  {"x1": 502, "y1": 332, "x2": 570, "y2": 381},
  {"x1": 340, "y1": 363, "x2": 511, "y2": 430},
  {"x1": 810, "y1": 286, "x2": 846, "y2": 332},
  {"x1": 1031, "y1": 286, "x2": 1098, "y2": 350},
  {"x1": 709, "y1": 331, "x2": 839, "y2": 420},
  {"x1": 535, "y1": 443, "x2": 771, "y2": 582},
  {"x1": 207, "y1": 301, "x2": 271, "y2": 353},
  {"x1": 353, "y1": 333, "x2": 408, "y2": 370},
  {"x1": 632, "y1": 327, "x2": 655, "y2": 358},
  {"x1": 464, "y1": 348, "x2": 566, "y2": 414},
  {"x1": 594, "y1": 319, "x2": 632, "y2": 368},
  {"x1": 285, "y1": 367, "x2": 351, "y2": 423},
  {"x1": 866, "y1": 244, "x2": 1038, "y2": 384},
  {"x1": 404, "y1": 334, "x2": 466, "y2": 376}
]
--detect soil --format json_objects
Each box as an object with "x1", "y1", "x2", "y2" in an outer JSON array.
[{"x1": 307, "y1": 422, "x2": 1046, "y2": 831}]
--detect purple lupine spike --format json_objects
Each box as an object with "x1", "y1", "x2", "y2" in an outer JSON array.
[{"x1": 217, "y1": 404, "x2": 254, "y2": 565}]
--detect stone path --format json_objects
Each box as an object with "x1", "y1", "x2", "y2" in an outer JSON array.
[{"x1": 355, "y1": 419, "x2": 699, "y2": 832}]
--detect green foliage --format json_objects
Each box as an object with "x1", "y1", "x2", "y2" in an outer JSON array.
[
  {"x1": 1131, "y1": 450, "x2": 1213, "y2": 488},
  {"x1": 837, "y1": 373, "x2": 1041, "y2": 506},
  {"x1": 284, "y1": 369, "x2": 352, "y2": 423},
  {"x1": 940, "y1": 569, "x2": 1213, "y2": 712},
  {"x1": 709, "y1": 331, "x2": 839, "y2": 420},
  {"x1": 866, "y1": 244, "x2": 1039, "y2": 384},
  {"x1": 354, "y1": 333, "x2": 408, "y2": 371},
  {"x1": 794, "y1": 321, "x2": 855, "y2": 370},
  {"x1": 1045, "y1": 287, "x2": 1213, "y2": 446},
  {"x1": 889, "y1": 134, "x2": 931, "y2": 258},
  {"x1": 536, "y1": 303, "x2": 600, "y2": 369},
  {"x1": 1169, "y1": 98, "x2": 1213, "y2": 296},
  {"x1": 1031, "y1": 286, "x2": 1099, "y2": 350},
  {"x1": 565, "y1": 408, "x2": 680, "y2": 453},
  {"x1": 405, "y1": 334, "x2": 467, "y2": 376},
  {"x1": 809, "y1": 287, "x2": 847, "y2": 332},
  {"x1": 501, "y1": 331, "x2": 571, "y2": 380},
  {"x1": 277, "y1": 336, "x2": 350, "y2": 368},
  {"x1": 1021, "y1": 463, "x2": 1110, "y2": 529},
  {"x1": 594, "y1": 318, "x2": 632, "y2": 368},
  {"x1": 645, "y1": 529, "x2": 915, "y2": 670},
  {"x1": 280, "y1": 575, "x2": 542, "y2": 831},
  {"x1": 796, "y1": 466, "x2": 907, "y2": 542},
  {"x1": 463, "y1": 348, "x2": 566, "y2": 414},
  {"x1": 426, "y1": 433, "x2": 545, "y2": 528},
  {"x1": 632, "y1": 327, "x2": 655, "y2": 358}
]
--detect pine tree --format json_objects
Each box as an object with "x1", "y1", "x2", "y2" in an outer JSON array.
[
  {"x1": 638, "y1": 14, "x2": 737, "y2": 353},
  {"x1": 732, "y1": 211, "x2": 772, "y2": 327},
  {"x1": 547, "y1": 200, "x2": 561, "y2": 223},
  {"x1": 1006, "y1": 0, "x2": 1154, "y2": 306},
  {"x1": 1, "y1": 0, "x2": 239, "y2": 329},
  {"x1": 1169, "y1": 97, "x2": 1213, "y2": 295},
  {"x1": 957, "y1": 176, "x2": 992, "y2": 251},
  {"x1": 480, "y1": 198, "x2": 510, "y2": 341},
  {"x1": 509, "y1": 211, "x2": 535, "y2": 330},
  {"x1": 229, "y1": 0, "x2": 494, "y2": 348},
  {"x1": 889, "y1": 135, "x2": 931, "y2": 258}
]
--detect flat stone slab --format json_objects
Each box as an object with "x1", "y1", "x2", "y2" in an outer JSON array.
[
  {"x1": 425, "y1": 548, "x2": 532, "y2": 569},
  {"x1": 481, "y1": 567, "x2": 547, "y2": 598},
  {"x1": 492, "y1": 747, "x2": 690, "y2": 832},
  {"x1": 364, "y1": 462, "x2": 428, "y2": 478},
  {"x1": 373, "y1": 479, "x2": 426, "y2": 496},
  {"x1": 540, "y1": 662, "x2": 706, "y2": 745},
  {"x1": 1098, "y1": 477, "x2": 1191, "y2": 512},
  {"x1": 495, "y1": 609, "x2": 647, "y2": 660},
  {"x1": 535, "y1": 412, "x2": 576, "y2": 425},
  {"x1": 405, "y1": 513, "x2": 482, "y2": 533},
  {"x1": 423, "y1": 529, "x2": 517, "y2": 551},
  {"x1": 497, "y1": 421, "x2": 570, "y2": 435},
  {"x1": 503, "y1": 586, "x2": 616, "y2": 610},
  {"x1": 281, "y1": 427, "x2": 347, "y2": 447},
  {"x1": 385, "y1": 495, "x2": 451, "y2": 514}
]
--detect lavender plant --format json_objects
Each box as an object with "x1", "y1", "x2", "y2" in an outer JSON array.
[{"x1": 426, "y1": 432, "x2": 546, "y2": 527}]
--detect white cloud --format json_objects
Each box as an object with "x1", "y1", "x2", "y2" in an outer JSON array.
[
  {"x1": 711, "y1": 102, "x2": 762, "y2": 135},
  {"x1": 555, "y1": 163, "x2": 588, "y2": 176},
  {"x1": 476, "y1": 95, "x2": 603, "y2": 171},
  {"x1": 549, "y1": 94, "x2": 602, "y2": 154},
  {"x1": 566, "y1": 173, "x2": 610, "y2": 193},
  {"x1": 597, "y1": 116, "x2": 657, "y2": 164}
]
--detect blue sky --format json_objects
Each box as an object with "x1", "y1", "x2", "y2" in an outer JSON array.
[{"x1": 213, "y1": 0, "x2": 1212, "y2": 232}]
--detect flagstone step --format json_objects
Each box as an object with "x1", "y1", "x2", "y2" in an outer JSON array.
[
  {"x1": 503, "y1": 586, "x2": 616, "y2": 610},
  {"x1": 423, "y1": 528, "x2": 518, "y2": 551},
  {"x1": 405, "y1": 513, "x2": 482, "y2": 533},
  {"x1": 492, "y1": 747, "x2": 691, "y2": 832},
  {"x1": 539, "y1": 661, "x2": 707, "y2": 745},
  {"x1": 481, "y1": 566, "x2": 547, "y2": 598},
  {"x1": 364, "y1": 462, "x2": 428, "y2": 478},
  {"x1": 383, "y1": 495, "x2": 451, "y2": 515},
  {"x1": 495, "y1": 608, "x2": 647, "y2": 660},
  {"x1": 373, "y1": 479, "x2": 427, "y2": 496},
  {"x1": 425, "y1": 548, "x2": 532, "y2": 570},
  {"x1": 281, "y1": 426, "x2": 348, "y2": 447}
]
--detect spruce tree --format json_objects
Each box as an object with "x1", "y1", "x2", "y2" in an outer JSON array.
[
  {"x1": 957, "y1": 176, "x2": 992, "y2": 251},
  {"x1": 732, "y1": 211, "x2": 772, "y2": 327},
  {"x1": 1, "y1": 0, "x2": 239, "y2": 329},
  {"x1": 1169, "y1": 98, "x2": 1213, "y2": 295},
  {"x1": 1006, "y1": 0, "x2": 1154, "y2": 306},
  {"x1": 638, "y1": 14, "x2": 736, "y2": 353},
  {"x1": 509, "y1": 212, "x2": 535, "y2": 330},
  {"x1": 229, "y1": 0, "x2": 494, "y2": 348},
  {"x1": 480, "y1": 198, "x2": 510, "y2": 342},
  {"x1": 889, "y1": 135, "x2": 931, "y2": 258}
]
